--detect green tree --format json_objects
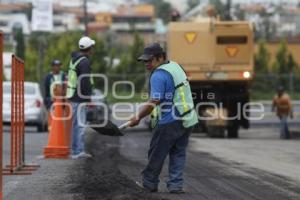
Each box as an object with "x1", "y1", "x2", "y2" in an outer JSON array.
[
  {"x1": 90, "y1": 36, "x2": 108, "y2": 89},
  {"x1": 129, "y1": 33, "x2": 145, "y2": 92},
  {"x1": 90, "y1": 36, "x2": 108, "y2": 73},
  {"x1": 114, "y1": 53, "x2": 130, "y2": 75},
  {"x1": 254, "y1": 40, "x2": 270, "y2": 74},
  {"x1": 287, "y1": 53, "x2": 299, "y2": 73},
  {"x1": 128, "y1": 33, "x2": 144, "y2": 74},
  {"x1": 152, "y1": 0, "x2": 172, "y2": 24},
  {"x1": 14, "y1": 27, "x2": 25, "y2": 60},
  {"x1": 272, "y1": 40, "x2": 298, "y2": 89},
  {"x1": 25, "y1": 32, "x2": 41, "y2": 81},
  {"x1": 273, "y1": 40, "x2": 289, "y2": 74},
  {"x1": 25, "y1": 31, "x2": 108, "y2": 84},
  {"x1": 113, "y1": 33, "x2": 145, "y2": 92}
]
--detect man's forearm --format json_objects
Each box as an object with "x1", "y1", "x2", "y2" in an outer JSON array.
[{"x1": 136, "y1": 100, "x2": 160, "y2": 120}]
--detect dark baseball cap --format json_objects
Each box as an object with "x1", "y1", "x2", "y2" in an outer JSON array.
[
  {"x1": 137, "y1": 43, "x2": 164, "y2": 61},
  {"x1": 51, "y1": 59, "x2": 62, "y2": 66}
]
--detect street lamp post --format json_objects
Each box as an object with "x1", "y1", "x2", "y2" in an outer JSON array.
[{"x1": 83, "y1": 0, "x2": 88, "y2": 35}]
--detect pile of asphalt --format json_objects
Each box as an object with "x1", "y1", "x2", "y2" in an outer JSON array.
[{"x1": 65, "y1": 130, "x2": 166, "y2": 200}]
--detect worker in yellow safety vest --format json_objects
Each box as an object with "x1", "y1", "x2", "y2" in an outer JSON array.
[
  {"x1": 66, "y1": 36, "x2": 95, "y2": 159},
  {"x1": 129, "y1": 43, "x2": 198, "y2": 194},
  {"x1": 44, "y1": 59, "x2": 66, "y2": 131},
  {"x1": 44, "y1": 59, "x2": 66, "y2": 110}
]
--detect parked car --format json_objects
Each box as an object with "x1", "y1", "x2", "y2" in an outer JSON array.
[
  {"x1": 3, "y1": 81, "x2": 48, "y2": 132},
  {"x1": 86, "y1": 89, "x2": 111, "y2": 123}
]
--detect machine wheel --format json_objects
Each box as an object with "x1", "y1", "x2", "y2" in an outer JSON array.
[
  {"x1": 192, "y1": 122, "x2": 205, "y2": 133},
  {"x1": 37, "y1": 123, "x2": 44, "y2": 132},
  {"x1": 207, "y1": 126, "x2": 225, "y2": 138},
  {"x1": 44, "y1": 123, "x2": 48, "y2": 132},
  {"x1": 227, "y1": 125, "x2": 239, "y2": 138}
]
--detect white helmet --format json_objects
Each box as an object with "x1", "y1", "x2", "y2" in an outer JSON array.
[{"x1": 78, "y1": 36, "x2": 95, "y2": 50}]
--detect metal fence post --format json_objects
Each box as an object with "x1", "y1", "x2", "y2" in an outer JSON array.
[{"x1": 0, "y1": 30, "x2": 3, "y2": 200}]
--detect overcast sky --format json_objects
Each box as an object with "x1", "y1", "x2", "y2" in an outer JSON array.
[{"x1": 227, "y1": 0, "x2": 299, "y2": 3}]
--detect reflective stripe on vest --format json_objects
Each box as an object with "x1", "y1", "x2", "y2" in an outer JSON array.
[
  {"x1": 66, "y1": 57, "x2": 90, "y2": 98},
  {"x1": 150, "y1": 61, "x2": 198, "y2": 128}
]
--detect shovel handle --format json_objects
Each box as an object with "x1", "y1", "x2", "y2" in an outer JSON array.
[{"x1": 118, "y1": 121, "x2": 131, "y2": 130}]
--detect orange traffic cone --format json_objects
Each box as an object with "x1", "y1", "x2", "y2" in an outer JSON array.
[
  {"x1": 44, "y1": 98, "x2": 70, "y2": 158},
  {"x1": 64, "y1": 102, "x2": 72, "y2": 148},
  {"x1": 47, "y1": 111, "x2": 52, "y2": 132}
]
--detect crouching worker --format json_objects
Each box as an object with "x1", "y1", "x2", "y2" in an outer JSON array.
[{"x1": 129, "y1": 43, "x2": 198, "y2": 194}]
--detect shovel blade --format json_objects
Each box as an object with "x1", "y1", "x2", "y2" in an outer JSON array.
[{"x1": 89, "y1": 120, "x2": 124, "y2": 136}]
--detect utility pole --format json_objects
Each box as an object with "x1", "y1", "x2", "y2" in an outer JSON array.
[
  {"x1": 225, "y1": 0, "x2": 232, "y2": 20},
  {"x1": 83, "y1": 0, "x2": 88, "y2": 35}
]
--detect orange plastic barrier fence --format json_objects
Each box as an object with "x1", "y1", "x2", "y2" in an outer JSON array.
[
  {"x1": 0, "y1": 31, "x2": 4, "y2": 200},
  {"x1": 2, "y1": 55, "x2": 39, "y2": 175}
]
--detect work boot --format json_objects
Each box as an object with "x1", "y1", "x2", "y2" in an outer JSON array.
[
  {"x1": 169, "y1": 188, "x2": 185, "y2": 194},
  {"x1": 77, "y1": 152, "x2": 92, "y2": 158},
  {"x1": 135, "y1": 181, "x2": 158, "y2": 193}
]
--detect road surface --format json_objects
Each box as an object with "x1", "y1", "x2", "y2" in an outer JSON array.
[{"x1": 2, "y1": 120, "x2": 300, "y2": 199}]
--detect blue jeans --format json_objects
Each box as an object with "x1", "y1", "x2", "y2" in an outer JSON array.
[
  {"x1": 142, "y1": 120, "x2": 193, "y2": 190},
  {"x1": 280, "y1": 116, "x2": 290, "y2": 139},
  {"x1": 71, "y1": 102, "x2": 87, "y2": 155}
]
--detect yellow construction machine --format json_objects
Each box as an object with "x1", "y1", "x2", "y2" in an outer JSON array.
[{"x1": 167, "y1": 18, "x2": 254, "y2": 138}]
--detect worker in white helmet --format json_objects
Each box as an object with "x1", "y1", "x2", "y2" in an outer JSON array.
[{"x1": 66, "y1": 36, "x2": 95, "y2": 159}]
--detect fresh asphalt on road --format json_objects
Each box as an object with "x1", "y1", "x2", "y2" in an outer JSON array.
[
  {"x1": 2, "y1": 121, "x2": 300, "y2": 199},
  {"x1": 119, "y1": 128, "x2": 300, "y2": 200}
]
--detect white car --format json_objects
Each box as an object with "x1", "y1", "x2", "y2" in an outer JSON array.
[{"x1": 3, "y1": 82, "x2": 48, "y2": 132}]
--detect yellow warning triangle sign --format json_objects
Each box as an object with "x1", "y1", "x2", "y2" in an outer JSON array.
[
  {"x1": 226, "y1": 47, "x2": 238, "y2": 57},
  {"x1": 185, "y1": 32, "x2": 197, "y2": 44}
]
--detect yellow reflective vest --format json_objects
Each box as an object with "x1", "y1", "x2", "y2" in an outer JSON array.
[
  {"x1": 150, "y1": 61, "x2": 198, "y2": 128},
  {"x1": 50, "y1": 71, "x2": 65, "y2": 99},
  {"x1": 66, "y1": 57, "x2": 94, "y2": 98}
]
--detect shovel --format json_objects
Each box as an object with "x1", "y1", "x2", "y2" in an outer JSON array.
[{"x1": 90, "y1": 120, "x2": 131, "y2": 136}]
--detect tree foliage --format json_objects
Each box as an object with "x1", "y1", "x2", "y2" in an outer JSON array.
[
  {"x1": 14, "y1": 27, "x2": 25, "y2": 60},
  {"x1": 25, "y1": 31, "x2": 108, "y2": 83},
  {"x1": 273, "y1": 40, "x2": 290, "y2": 74},
  {"x1": 24, "y1": 31, "x2": 147, "y2": 92},
  {"x1": 254, "y1": 40, "x2": 270, "y2": 74},
  {"x1": 287, "y1": 53, "x2": 299, "y2": 73},
  {"x1": 113, "y1": 33, "x2": 145, "y2": 92},
  {"x1": 152, "y1": 0, "x2": 172, "y2": 24},
  {"x1": 272, "y1": 40, "x2": 298, "y2": 88}
]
